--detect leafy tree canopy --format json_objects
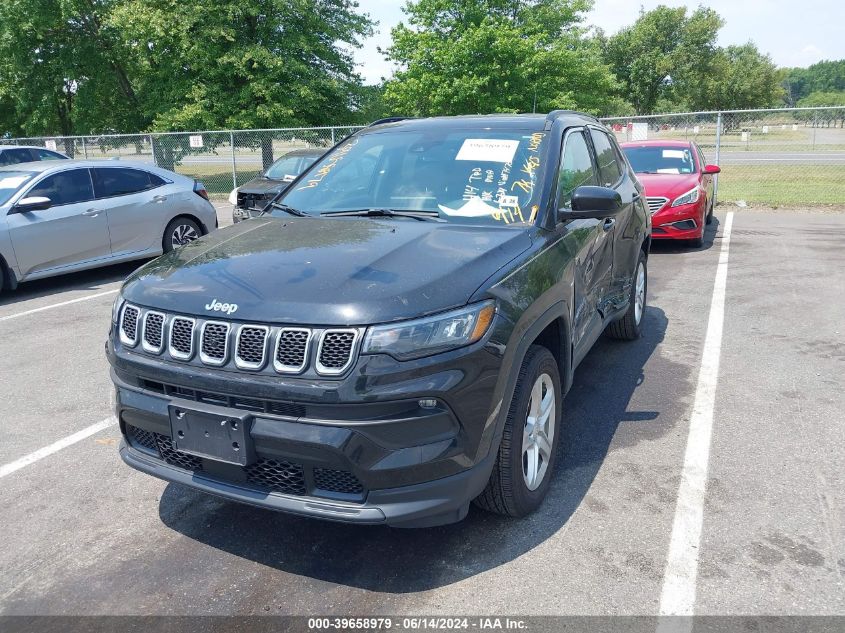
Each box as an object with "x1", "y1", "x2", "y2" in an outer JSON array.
[{"x1": 382, "y1": 0, "x2": 619, "y2": 116}]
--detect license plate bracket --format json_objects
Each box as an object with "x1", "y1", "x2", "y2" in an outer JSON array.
[{"x1": 169, "y1": 405, "x2": 254, "y2": 466}]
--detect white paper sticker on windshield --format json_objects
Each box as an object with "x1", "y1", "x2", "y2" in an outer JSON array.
[
  {"x1": 456, "y1": 139, "x2": 520, "y2": 163},
  {"x1": 438, "y1": 197, "x2": 502, "y2": 217},
  {"x1": 656, "y1": 168, "x2": 681, "y2": 174},
  {"x1": 662, "y1": 149, "x2": 686, "y2": 159}
]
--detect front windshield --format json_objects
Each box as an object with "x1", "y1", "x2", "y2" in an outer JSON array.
[
  {"x1": 0, "y1": 171, "x2": 35, "y2": 205},
  {"x1": 275, "y1": 128, "x2": 549, "y2": 226},
  {"x1": 265, "y1": 154, "x2": 319, "y2": 180},
  {"x1": 623, "y1": 146, "x2": 696, "y2": 174}
]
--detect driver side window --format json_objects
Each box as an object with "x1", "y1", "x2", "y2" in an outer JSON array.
[{"x1": 557, "y1": 131, "x2": 597, "y2": 210}]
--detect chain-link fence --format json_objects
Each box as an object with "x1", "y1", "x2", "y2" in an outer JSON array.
[
  {"x1": 2, "y1": 107, "x2": 844, "y2": 205},
  {"x1": 0, "y1": 126, "x2": 364, "y2": 200},
  {"x1": 602, "y1": 106, "x2": 845, "y2": 206}
]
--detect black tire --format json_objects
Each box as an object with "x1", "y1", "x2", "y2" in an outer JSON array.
[
  {"x1": 607, "y1": 250, "x2": 647, "y2": 341},
  {"x1": 474, "y1": 345, "x2": 562, "y2": 518},
  {"x1": 705, "y1": 199, "x2": 714, "y2": 225},
  {"x1": 163, "y1": 217, "x2": 202, "y2": 253}
]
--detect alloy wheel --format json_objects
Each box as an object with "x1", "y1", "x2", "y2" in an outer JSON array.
[
  {"x1": 634, "y1": 262, "x2": 646, "y2": 325},
  {"x1": 171, "y1": 224, "x2": 199, "y2": 248},
  {"x1": 522, "y1": 373, "x2": 556, "y2": 491}
]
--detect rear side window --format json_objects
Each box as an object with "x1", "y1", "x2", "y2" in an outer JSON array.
[
  {"x1": 28, "y1": 169, "x2": 95, "y2": 206},
  {"x1": 0, "y1": 148, "x2": 35, "y2": 166},
  {"x1": 36, "y1": 149, "x2": 66, "y2": 161},
  {"x1": 557, "y1": 131, "x2": 597, "y2": 209},
  {"x1": 589, "y1": 129, "x2": 623, "y2": 187},
  {"x1": 93, "y1": 167, "x2": 162, "y2": 198}
]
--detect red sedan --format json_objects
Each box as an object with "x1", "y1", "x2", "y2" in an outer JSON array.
[{"x1": 620, "y1": 140, "x2": 720, "y2": 247}]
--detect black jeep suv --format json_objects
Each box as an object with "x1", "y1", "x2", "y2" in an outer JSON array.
[{"x1": 108, "y1": 111, "x2": 651, "y2": 527}]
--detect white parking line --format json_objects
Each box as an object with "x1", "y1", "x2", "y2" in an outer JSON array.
[
  {"x1": 0, "y1": 417, "x2": 116, "y2": 479},
  {"x1": 658, "y1": 211, "x2": 734, "y2": 621},
  {"x1": 0, "y1": 288, "x2": 118, "y2": 322}
]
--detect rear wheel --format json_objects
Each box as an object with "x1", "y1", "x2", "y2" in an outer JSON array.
[
  {"x1": 163, "y1": 217, "x2": 201, "y2": 253},
  {"x1": 474, "y1": 345, "x2": 561, "y2": 518},
  {"x1": 607, "y1": 251, "x2": 647, "y2": 340}
]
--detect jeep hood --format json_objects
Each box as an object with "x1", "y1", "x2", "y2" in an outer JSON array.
[{"x1": 122, "y1": 217, "x2": 532, "y2": 325}]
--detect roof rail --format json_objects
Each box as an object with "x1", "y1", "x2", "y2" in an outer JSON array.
[
  {"x1": 367, "y1": 117, "x2": 412, "y2": 127},
  {"x1": 544, "y1": 110, "x2": 596, "y2": 129}
]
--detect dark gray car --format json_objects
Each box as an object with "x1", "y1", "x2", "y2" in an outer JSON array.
[{"x1": 229, "y1": 148, "x2": 324, "y2": 222}]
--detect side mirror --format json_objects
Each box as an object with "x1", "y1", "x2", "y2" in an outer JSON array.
[
  {"x1": 12, "y1": 196, "x2": 52, "y2": 213},
  {"x1": 563, "y1": 186, "x2": 623, "y2": 219},
  {"x1": 703, "y1": 164, "x2": 721, "y2": 174}
]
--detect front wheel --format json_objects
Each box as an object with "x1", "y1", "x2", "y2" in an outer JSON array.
[
  {"x1": 607, "y1": 251, "x2": 647, "y2": 340},
  {"x1": 474, "y1": 345, "x2": 562, "y2": 518},
  {"x1": 705, "y1": 199, "x2": 714, "y2": 225},
  {"x1": 163, "y1": 217, "x2": 202, "y2": 253}
]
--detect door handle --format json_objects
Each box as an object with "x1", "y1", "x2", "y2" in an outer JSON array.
[
  {"x1": 602, "y1": 218, "x2": 616, "y2": 232},
  {"x1": 152, "y1": 195, "x2": 167, "y2": 203},
  {"x1": 82, "y1": 208, "x2": 101, "y2": 217}
]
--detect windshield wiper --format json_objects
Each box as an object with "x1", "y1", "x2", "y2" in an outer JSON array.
[
  {"x1": 268, "y1": 201, "x2": 307, "y2": 217},
  {"x1": 321, "y1": 208, "x2": 442, "y2": 222}
]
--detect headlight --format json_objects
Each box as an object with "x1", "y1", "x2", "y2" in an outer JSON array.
[
  {"x1": 228, "y1": 188, "x2": 239, "y2": 206},
  {"x1": 362, "y1": 301, "x2": 496, "y2": 360},
  {"x1": 671, "y1": 186, "x2": 700, "y2": 207},
  {"x1": 111, "y1": 294, "x2": 125, "y2": 325}
]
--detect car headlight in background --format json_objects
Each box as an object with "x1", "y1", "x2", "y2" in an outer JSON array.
[
  {"x1": 228, "y1": 187, "x2": 239, "y2": 206},
  {"x1": 671, "y1": 186, "x2": 700, "y2": 207},
  {"x1": 362, "y1": 301, "x2": 496, "y2": 360},
  {"x1": 111, "y1": 294, "x2": 125, "y2": 325}
]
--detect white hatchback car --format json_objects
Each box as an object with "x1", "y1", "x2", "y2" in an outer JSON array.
[{"x1": 0, "y1": 160, "x2": 218, "y2": 291}]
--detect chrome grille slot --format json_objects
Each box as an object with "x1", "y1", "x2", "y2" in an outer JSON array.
[
  {"x1": 200, "y1": 321, "x2": 230, "y2": 366},
  {"x1": 646, "y1": 196, "x2": 668, "y2": 214},
  {"x1": 168, "y1": 317, "x2": 195, "y2": 360},
  {"x1": 316, "y1": 329, "x2": 359, "y2": 375},
  {"x1": 235, "y1": 325, "x2": 269, "y2": 370},
  {"x1": 274, "y1": 328, "x2": 311, "y2": 373},
  {"x1": 141, "y1": 311, "x2": 165, "y2": 353},
  {"x1": 119, "y1": 305, "x2": 140, "y2": 347}
]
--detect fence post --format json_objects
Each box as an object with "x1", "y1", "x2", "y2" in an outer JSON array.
[
  {"x1": 150, "y1": 135, "x2": 158, "y2": 167},
  {"x1": 812, "y1": 111, "x2": 817, "y2": 150},
  {"x1": 331, "y1": 127, "x2": 336, "y2": 145},
  {"x1": 230, "y1": 131, "x2": 237, "y2": 190},
  {"x1": 82, "y1": 136, "x2": 88, "y2": 160},
  {"x1": 714, "y1": 111, "x2": 722, "y2": 206}
]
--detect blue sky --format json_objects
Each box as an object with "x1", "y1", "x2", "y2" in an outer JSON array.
[{"x1": 353, "y1": 0, "x2": 845, "y2": 84}]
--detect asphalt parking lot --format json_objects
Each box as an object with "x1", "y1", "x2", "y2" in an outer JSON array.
[{"x1": 0, "y1": 206, "x2": 843, "y2": 620}]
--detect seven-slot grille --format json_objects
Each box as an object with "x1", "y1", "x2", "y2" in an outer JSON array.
[
  {"x1": 119, "y1": 305, "x2": 140, "y2": 346},
  {"x1": 317, "y1": 330, "x2": 358, "y2": 374},
  {"x1": 142, "y1": 311, "x2": 165, "y2": 353},
  {"x1": 118, "y1": 307, "x2": 360, "y2": 376},
  {"x1": 200, "y1": 322, "x2": 230, "y2": 365},
  {"x1": 274, "y1": 328, "x2": 311, "y2": 373},
  {"x1": 169, "y1": 317, "x2": 195, "y2": 359},
  {"x1": 235, "y1": 325, "x2": 269, "y2": 369},
  {"x1": 646, "y1": 196, "x2": 669, "y2": 214}
]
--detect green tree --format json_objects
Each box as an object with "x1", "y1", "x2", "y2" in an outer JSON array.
[
  {"x1": 0, "y1": 0, "x2": 143, "y2": 142},
  {"x1": 692, "y1": 44, "x2": 784, "y2": 111},
  {"x1": 109, "y1": 0, "x2": 373, "y2": 131},
  {"x1": 783, "y1": 60, "x2": 845, "y2": 105},
  {"x1": 797, "y1": 91, "x2": 845, "y2": 127},
  {"x1": 603, "y1": 5, "x2": 722, "y2": 114},
  {"x1": 382, "y1": 0, "x2": 618, "y2": 116}
]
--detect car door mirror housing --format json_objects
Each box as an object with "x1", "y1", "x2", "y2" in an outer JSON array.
[
  {"x1": 12, "y1": 196, "x2": 52, "y2": 213},
  {"x1": 562, "y1": 186, "x2": 623, "y2": 220},
  {"x1": 703, "y1": 164, "x2": 721, "y2": 174}
]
